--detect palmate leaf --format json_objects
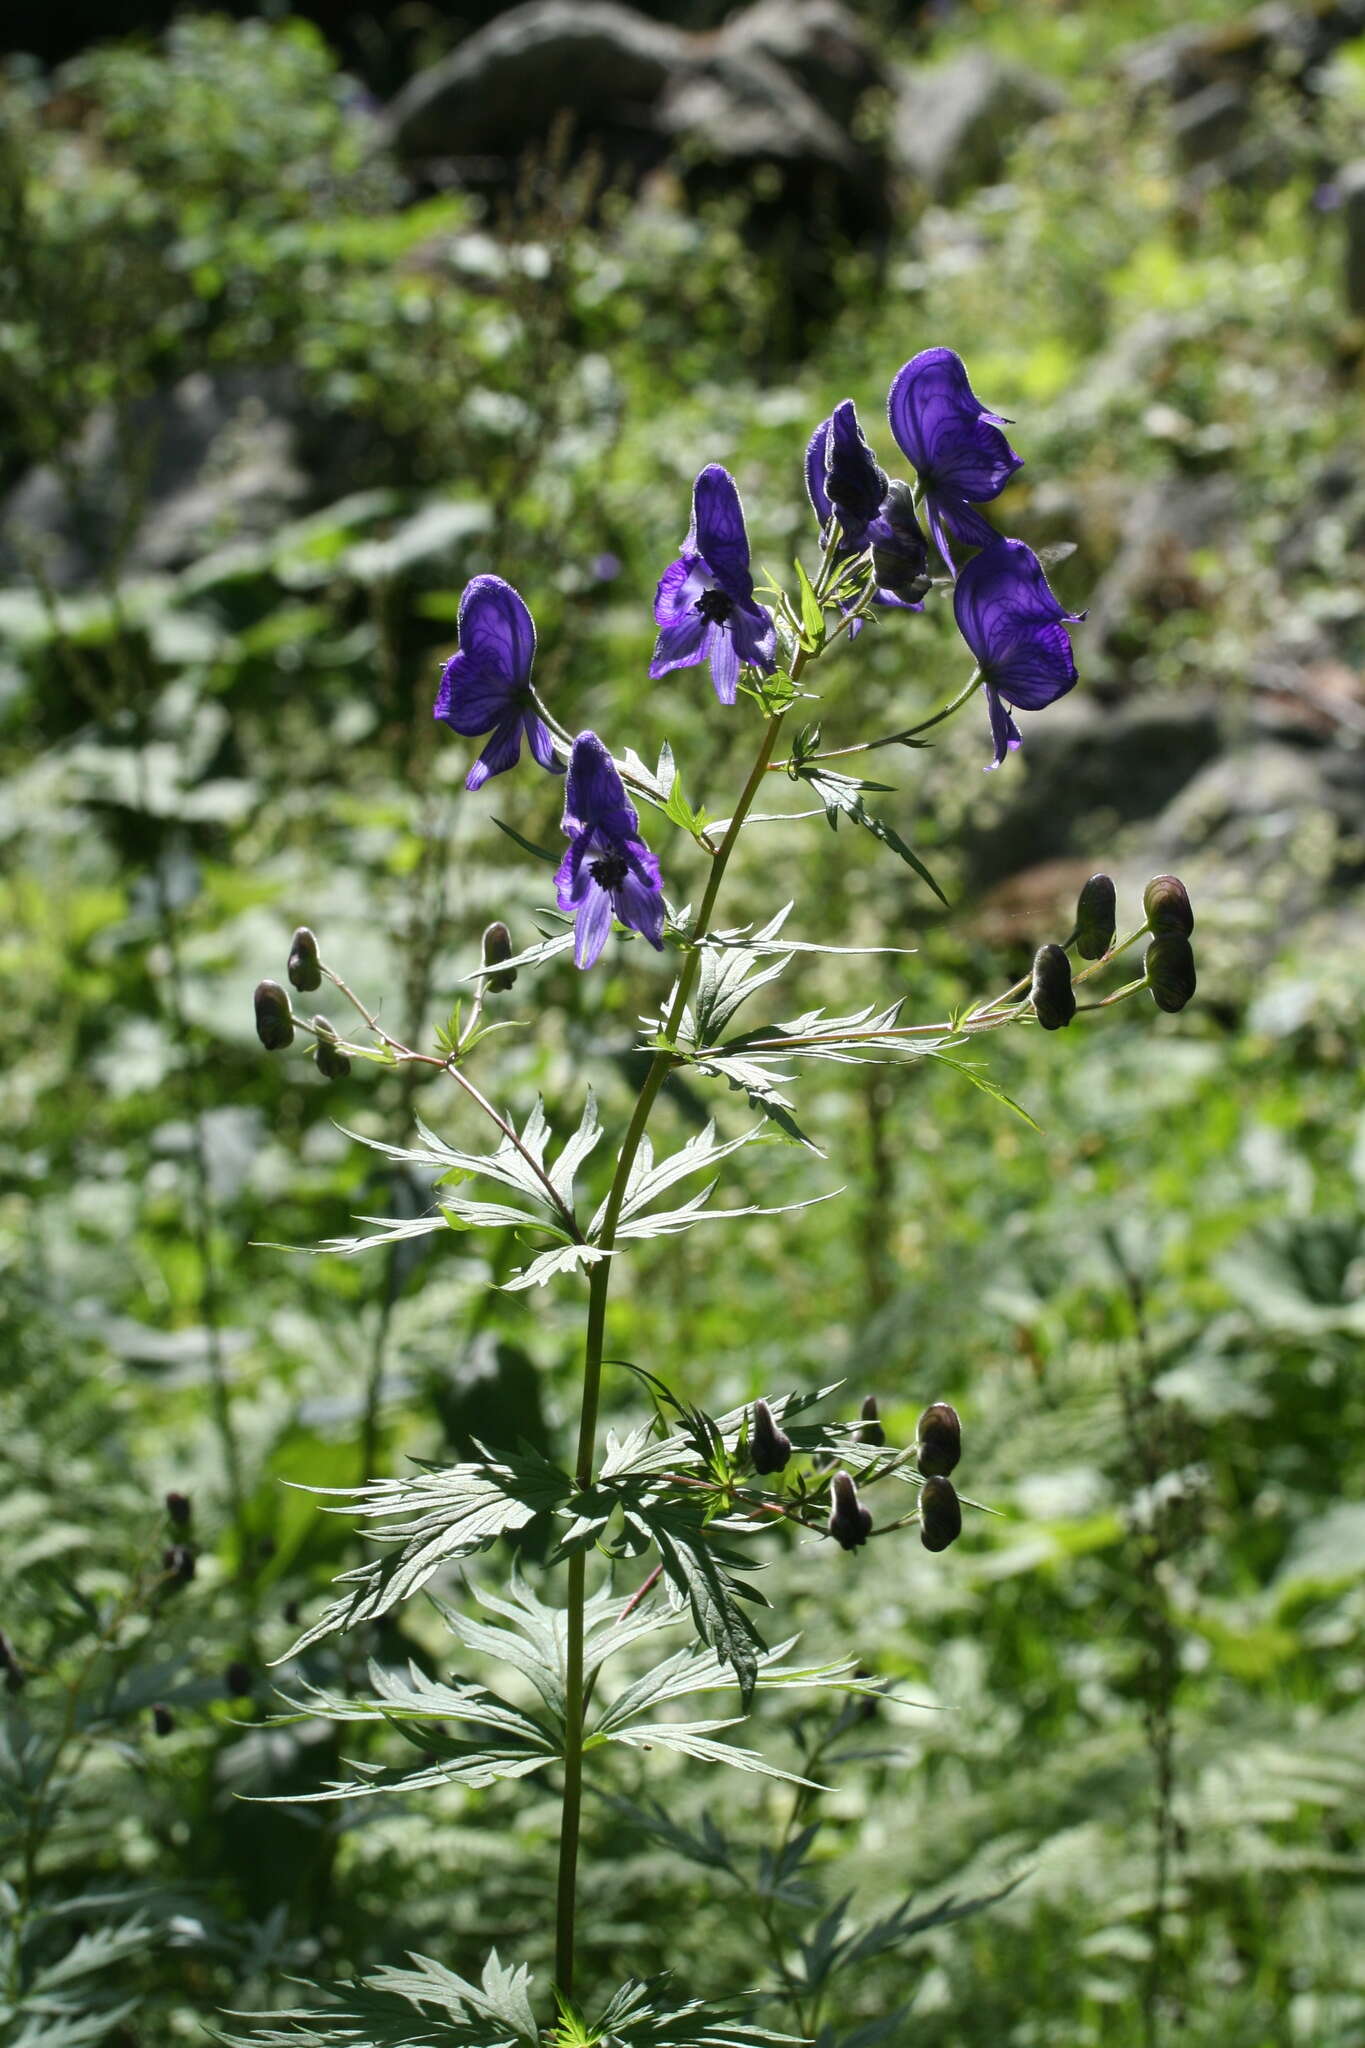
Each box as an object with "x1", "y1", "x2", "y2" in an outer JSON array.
[
  {"x1": 622, "y1": 1498, "x2": 769, "y2": 1701},
  {"x1": 218, "y1": 1948, "x2": 538, "y2": 2048},
  {"x1": 797, "y1": 765, "x2": 948, "y2": 906},
  {"x1": 593, "y1": 1636, "x2": 881, "y2": 1735},
  {"x1": 501, "y1": 1241, "x2": 611, "y2": 1293},
  {"x1": 586, "y1": 1979, "x2": 805, "y2": 2048},
  {"x1": 604, "y1": 1718, "x2": 822, "y2": 1788},
  {"x1": 280, "y1": 1452, "x2": 571, "y2": 1656}
]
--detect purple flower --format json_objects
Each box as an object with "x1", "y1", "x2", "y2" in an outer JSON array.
[
  {"x1": 888, "y1": 348, "x2": 1023, "y2": 574},
  {"x1": 434, "y1": 575, "x2": 560, "y2": 793},
  {"x1": 555, "y1": 733, "x2": 666, "y2": 970},
  {"x1": 806, "y1": 403, "x2": 931, "y2": 625},
  {"x1": 953, "y1": 539, "x2": 1084, "y2": 769},
  {"x1": 650, "y1": 465, "x2": 777, "y2": 705}
]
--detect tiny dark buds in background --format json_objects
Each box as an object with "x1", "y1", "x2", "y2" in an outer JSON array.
[
  {"x1": 287, "y1": 926, "x2": 322, "y2": 992},
  {"x1": 1146, "y1": 933, "x2": 1197, "y2": 1013},
  {"x1": 254, "y1": 980, "x2": 294, "y2": 1051},
  {"x1": 749, "y1": 1397, "x2": 792, "y2": 1475},
  {"x1": 152, "y1": 1703, "x2": 175, "y2": 1736},
  {"x1": 1143, "y1": 874, "x2": 1194, "y2": 938},
  {"x1": 1075, "y1": 874, "x2": 1117, "y2": 960},
  {"x1": 0, "y1": 1628, "x2": 25, "y2": 1692},
  {"x1": 165, "y1": 1491, "x2": 192, "y2": 1528},
  {"x1": 163, "y1": 1544, "x2": 196, "y2": 1587},
  {"x1": 916, "y1": 1402, "x2": 962, "y2": 1477},
  {"x1": 311, "y1": 1017, "x2": 351, "y2": 1080},
  {"x1": 224, "y1": 1662, "x2": 253, "y2": 1698},
  {"x1": 920, "y1": 1475, "x2": 963, "y2": 1552},
  {"x1": 858, "y1": 1394, "x2": 885, "y2": 1447},
  {"x1": 1031, "y1": 944, "x2": 1076, "y2": 1030},
  {"x1": 829, "y1": 1471, "x2": 873, "y2": 1550},
  {"x1": 482, "y1": 922, "x2": 517, "y2": 993}
]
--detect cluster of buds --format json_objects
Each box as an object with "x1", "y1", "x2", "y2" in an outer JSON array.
[
  {"x1": 1025, "y1": 871, "x2": 1197, "y2": 1033},
  {"x1": 916, "y1": 1402, "x2": 964, "y2": 1553}
]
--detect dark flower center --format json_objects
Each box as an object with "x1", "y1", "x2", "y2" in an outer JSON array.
[
  {"x1": 589, "y1": 850, "x2": 630, "y2": 890},
  {"x1": 694, "y1": 588, "x2": 733, "y2": 626}
]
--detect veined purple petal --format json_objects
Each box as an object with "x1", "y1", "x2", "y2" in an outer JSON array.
[
  {"x1": 563, "y1": 731, "x2": 637, "y2": 837},
  {"x1": 888, "y1": 348, "x2": 1023, "y2": 506},
  {"x1": 805, "y1": 417, "x2": 833, "y2": 528},
  {"x1": 650, "y1": 582, "x2": 710, "y2": 678},
  {"x1": 707, "y1": 624, "x2": 740, "y2": 705},
  {"x1": 573, "y1": 881, "x2": 614, "y2": 969},
  {"x1": 983, "y1": 685, "x2": 1023, "y2": 771},
  {"x1": 616, "y1": 856, "x2": 666, "y2": 949},
  {"x1": 729, "y1": 597, "x2": 777, "y2": 674},
  {"x1": 435, "y1": 653, "x2": 517, "y2": 735},
  {"x1": 435, "y1": 574, "x2": 537, "y2": 737},
  {"x1": 465, "y1": 712, "x2": 525, "y2": 792},
  {"x1": 953, "y1": 538, "x2": 1082, "y2": 674},
  {"x1": 654, "y1": 553, "x2": 709, "y2": 628},
  {"x1": 689, "y1": 465, "x2": 755, "y2": 601},
  {"x1": 523, "y1": 710, "x2": 562, "y2": 774}
]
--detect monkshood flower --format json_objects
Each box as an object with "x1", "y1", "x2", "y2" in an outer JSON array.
[
  {"x1": 953, "y1": 538, "x2": 1083, "y2": 769},
  {"x1": 434, "y1": 575, "x2": 559, "y2": 793},
  {"x1": 650, "y1": 465, "x2": 776, "y2": 705},
  {"x1": 805, "y1": 404, "x2": 931, "y2": 620},
  {"x1": 555, "y1": 732, "x2": 665, "y2": 970},
  {"x1": 888, "y1": 347, "x2": 1023, "y2": 573}
]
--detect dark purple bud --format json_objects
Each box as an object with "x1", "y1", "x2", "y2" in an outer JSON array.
[
  {"x1": 152, "y1": 1703, "x2": 175, "y2": 1737},
  {"x1": 311, "y1": 1017, "x2": 351, "y2": 1081},
  {"x1": 165, "y1": 1490, "x2": 192, "y2": 1528},
  {"x1": 1075, "y1": 874, "x2": 1117, "y2": 961},
  {"x1": 858, "y1": 1395, "x2": 885, "y2": 1447},
  {"x1": 870, "y1": 481, "x2": 932, "y2": 606},
  {"x1": 224, "y1": 1662, "x2": 253, "y2": 1698},
  {"x1": 1143, "y1": 874, "x2": 1194, "y2": 938},
  {"x1": 920, "y1": 1475, "x2": 963, "y2": 1553},
  {"x1": 163, "y1": 1544, "x2": 196, "y2": 1587},
  {"x1": 828, "y1": 1471, "x2": 873, "y2": 1551},
  {"x1": 254, "y1": 979, "x2": 294, "y2": 1052},
  {"x1": 1145, "y1": 933, "x2": 1197, "y2": 1014},
  {"x1": 287, "y1": 926, "x2": 322, "y2": 993},
  {"x1": 482, "y1": 921, "x2": 517, "y2": 993},
  {"x1": 1031, "y1": 943, "x2": 1076, "y2": 1031},
  {"x1": 0, "y1": 1628, "x2": 25, "y2": 1693},
  {"x1": 916, "y1": 1402, "x2": 962, "y2": 1477},
  {"x1": 749, "y1": 1397, "x2": 792, "y2": 1476}
]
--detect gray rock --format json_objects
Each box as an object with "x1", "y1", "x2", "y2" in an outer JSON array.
[
  {"x1": 382, "y1": 0, "x2": 688, "y2": 163},
  {"x1": 1341, "y1": 160, "x2": 1365, "y2": 316},
  {"x1": 1170, "y1": 80, "x2": 1251, "y2": 172},
  {"x1": 963, "y1": 693, "x2": 1225, "y2": 888},
  {"x1": 713, "y1": 0, "x2": 887, "y2": 129},
  {"x1": 1122, "y1": 0, "x2": 1365, "y2": 102},
  {"x1": 0, "y1": 371, "x2": 309, "y2": 589},
  {"x1": 890, "y1": 50, "x2": 1064, "y2": 201},
  {"x1": 658, "y1": 41, "x2": 857, "y2": 174},
  {"x1": 1083, "y1": 476, "x2": 1240, "y2": 665}
]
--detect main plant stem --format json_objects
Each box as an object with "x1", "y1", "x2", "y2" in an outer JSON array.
[{"x1": 553, "y1": 699, "x2": 794, "y2": 2000}]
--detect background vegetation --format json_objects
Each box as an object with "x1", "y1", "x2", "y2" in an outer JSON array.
[{"x1": 2, "y1": 1, "x2": 1364, "y2": 2043}]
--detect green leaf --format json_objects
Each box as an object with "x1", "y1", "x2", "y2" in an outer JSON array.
[
  {"x1": 604, "y1": 1717, "x2": 823, "y2": 1788},
  {"x1": 490, "y1": 815, "x2": 559, "y2": 866},
  {"x1": 799, "y1": 766, "x2": 949, "y2": 906},
  {"x1": 793, "y1": 557, "x2": 826, "y2": 653}
]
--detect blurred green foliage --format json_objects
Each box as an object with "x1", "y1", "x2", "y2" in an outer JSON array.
[{"x1": 2, "y1": 4, "x2": 1365, "y2": 2045}]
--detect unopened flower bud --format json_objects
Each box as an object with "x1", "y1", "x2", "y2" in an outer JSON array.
[
  {"x1": 828, "y1": 1470, "x2": 872, "y2": 1551},
  {"x1": 916, "y1": 1402, "x2": 961, "y2": 1477},
  {"x1": 152, "y1": 1703, "x2": 175, "y2": 1737},
  {"x1": 165, "y1": 1491, "x2": 191, "y2": 1528},
  {"x1": 163, "y1": 1544, "x2": 195, "y2": 1587},
  {"x1": 1145, "y1": 933, "x2": 1197, "y2": 1014},
  {"x1": 287, "y1": 926, "x2": 322, "y2": 993},
  {"x1": 311, "y1": 1016, "x2": 351, "y2": 1081},
  {"x1": 919, "y1": 1474, "x2": 962, "y2": 1553},
  {"x1": 858, "y1": 1394, "x2": 885, "y2": 1447},
  {"x1": 482, "y1": 921, "x2": 517, "y2": 993},
  {"x1": 254, "y1": 980, "x2": 294, "y2": 1052},
  {"x1": 1075, "y1": 874, "x2": 1117, "y2": 960},
  {"x1": 0, "y1": 1628, "x2": 25, "y2": 1693},
  {"x1": 1030, "y1": 943, "x2": 1076, "y2": 1031},
  {"x1": 749, "y1": 1397, "x2": 792, "y2": 1476},
  {"x1": 224, "y1": 1661, "x2": 253, "y2": 1698},
  {"x1": 871, "y1": 481, "x2": 932, "y2": 605},
  {"x1": 1143, "y1": 874, "x2": 1194, "y2": 938}
]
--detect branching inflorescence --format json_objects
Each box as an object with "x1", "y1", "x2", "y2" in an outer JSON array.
[{"x1": 243, "y1": 348, "x2": 1198, "y2": 2046}]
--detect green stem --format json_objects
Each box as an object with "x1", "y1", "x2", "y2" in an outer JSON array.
[
  {"x1": 769, "y1": 669, "x2": 983, "y2": 772},
  {"x1": 553, "y1": 695, "x2": 797, "y2": 2001}
]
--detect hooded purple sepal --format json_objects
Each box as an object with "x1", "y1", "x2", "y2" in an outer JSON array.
[
  {"x1": 649, "y1": 465, "x2": 776, "y2": 705},
  {"x1": 555, "y1": 732, "x2": 666, "y2": 970},
  {"x1": 434, "y1": 574, "x2": 561, "y2": 792},
  {"x1": 867, "y1": 480, "x2": 931, "y2": 610},
  {"x1": 953, "y1": 538, "x2": 1084, "y2": 770},
  {"x1": 888, "y1": 348, "x2": 1023, "y2": 573}
]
